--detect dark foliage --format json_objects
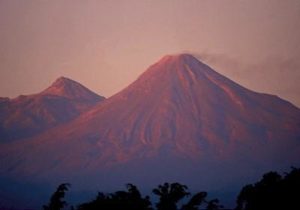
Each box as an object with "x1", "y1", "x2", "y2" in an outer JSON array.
[
  {"x1": 44, "y1": 182, "x2": 223, "y2": 210},
  {"x1": 43, "y1": 183, "x2": 70, "y2": 210},
  {"x1": 77, "y1": 183, "x2": 152, "y2": 210},
  {"x1": 77, "y1": 182, "x2": 223, "y2": 210},
  {"x1": 42, "y1": 168, "x2": 300, "y2": 210},
  {"x1": 152, "y1": 182, "x2": 223, "y2": 210},
  {"x1": 181, "y1": 192, "x2": 207, "y2": 210},
  {"x1": 153, "y1": 183, "x2": 190, "y2": 210},
  {"x1": 206, "y1": 199, "x2": 223, "y2": 210},
  {"x1": 235, "y1": 167, "x2": 300, "y2": 210}
]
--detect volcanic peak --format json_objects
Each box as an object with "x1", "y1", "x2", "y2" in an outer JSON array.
[
  {"x1": 160, "y1": 53, "x2": 197, "y2": 61},
  {"x1": 131, "y1": 53, "x2": 218, "y2": 90},
  {"x1": 42, "y1": 76, "x2": 103, "y2": 101},
  {"x1": 148, "y1": 53, "x2": 211, "y2": 77},
  {"x1": 43, "y1": 76, "x2": 79, "y2": 95},
  {"x1": 157, "y1": 53, "x2": 198, "y2": 67}
]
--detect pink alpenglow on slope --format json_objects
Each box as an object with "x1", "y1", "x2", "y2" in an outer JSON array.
[{"x1": 0, "y1": 54, "x2": 299, "y2": 208}]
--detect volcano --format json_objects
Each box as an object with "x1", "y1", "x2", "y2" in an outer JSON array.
[
  {"x1": 0, "y1": 54, "x2": 300, "y2": 207},
  {"x1": 0, "y1": 77, "x2": 104, "y2": 142}
]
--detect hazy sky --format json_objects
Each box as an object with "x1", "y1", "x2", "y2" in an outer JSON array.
[{"x1": 0, "y1": 0, "x2": 300, "y2": 107}]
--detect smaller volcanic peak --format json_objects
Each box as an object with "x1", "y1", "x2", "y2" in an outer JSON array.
[
  {"x1": 42, "y1": 76, "x2": 104, "y2": 102},
  {"x1": 0, "y1": 77, "x2": 105, "y2": 142}
]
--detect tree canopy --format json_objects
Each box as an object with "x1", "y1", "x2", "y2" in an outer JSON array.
[
  {"x1": 235, "y1": 167, "x2": 300, "y2": 210},
  {"x1": 43, "y1": 183, "x2": 71, "y2": 210}
]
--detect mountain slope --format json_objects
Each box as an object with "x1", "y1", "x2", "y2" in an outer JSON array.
[
  {"x1": 0, "y1": 77, "x2": 105, "y2": 142},
  {"x1": 0, "y1": 54, "x2": 300, "y2": 207}
]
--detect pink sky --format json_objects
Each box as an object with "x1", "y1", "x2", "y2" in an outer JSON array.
[{"x1": 0, "y1": 0, "x2": 300, "y2": 107}]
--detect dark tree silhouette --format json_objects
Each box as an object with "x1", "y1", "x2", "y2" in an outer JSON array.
[
  {"x1": 235, "y1": 167, "x2": 300, "y2": 210},
  {"x1": 153, "y1": 183, "x2": 190, "y2": 210},
  {"x1": 153, "y1": 182, "x2": 223, "y2": 210},
  {"x1": 45, "y1": 182, "x2": 224, "y2": 210},
  {"x1": 206, "y1": 199, "x2": 223, "y2": 210},
  {"x1": 282, "y1": 167, "x2": 300, "y2": 209},
  {"x1": 43, "y1": 183, "x2": 71, "y2": 210},
  {"x1": 77, "y1": 183, "x2": 152, "y2": 210},
  {"x1": 181, "y1": 192, "x2": 207, "y2": 210},
  {"x1": 77, "y1": 192, "x2": 109, "y2": 210}
]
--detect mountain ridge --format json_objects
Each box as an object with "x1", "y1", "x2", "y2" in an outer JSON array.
[
  {"x1": 1, "y1": 54, "x2": 299, "y2": 168},
  {"x1": 0, "y1": 54, "x2": 299, "y2": 208}
]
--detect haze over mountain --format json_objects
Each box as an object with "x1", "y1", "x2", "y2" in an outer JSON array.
[
  {"x1": 0, "y1": 54, "x2": 300, "y2": 208},
  {"x1": 0, "y1": 77, "x2": 105, "y2": 142}
]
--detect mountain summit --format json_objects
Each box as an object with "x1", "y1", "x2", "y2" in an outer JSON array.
[
  {"x1": 0, "y1": 77, "x2": 104, "y2": 141},
  {"x1": 1, "y1": 54, "x2": 300, "y2": 208},
  {"x1": 42, "y1": 76, "x2": 103, "y2": 101}
]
